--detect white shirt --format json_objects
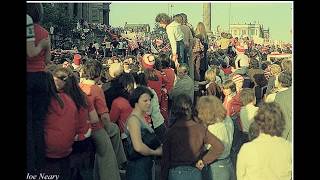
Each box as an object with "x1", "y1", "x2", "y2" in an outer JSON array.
[
  {"x1": 147, "y1": 88, "x2": 165, "y2": 129},
  {"x1": 240, "y1": 104, "x2": 259, "y2": 133},
  {"x1": 237, "y1": 133, "x2": 292, "y2": 180},
  {"x1": 206, "y1": 116, "x2": 234, "y2": 159},
  {"x1": 235, "y1": 54, "x2": 250, "y2": 69},
  {"x1": 166, "y1": 21, "x2": 184, "y2": 55}
]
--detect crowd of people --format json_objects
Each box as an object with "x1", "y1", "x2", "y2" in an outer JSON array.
[{"x1": 27, "y1": 3, "x2": 292, "y2": 180}]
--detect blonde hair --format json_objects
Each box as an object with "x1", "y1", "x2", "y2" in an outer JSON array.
[
  {"x1": 269, "y1": 64, "x2": 282, "y2": 76},
  {"x1": 205, "y1": 68, "x2": 216, "y2": 83},
  {"x1": 196, "y1": 96, "x2": 226, "y2": 125},
  {"x1": 195, "y1": 22, "x2": 207, "y2": 40}
]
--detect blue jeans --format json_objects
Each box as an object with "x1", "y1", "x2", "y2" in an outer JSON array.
[
  {"x1": 169, "y1": 166, "x2": 202, "y2": 180},
  {"x1": 126, "y1": 156, "x2": 153, "y2": 180},
  {"x1": 176, "y1": 40, "x2": 186, "y2": 64},
  {"x1": 202, "y1": 158, "x2": 236, "y2": 180}
]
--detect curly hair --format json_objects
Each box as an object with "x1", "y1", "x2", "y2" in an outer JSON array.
[
  {"x1": 254, "y1": 102, "x2": 285, "y2": 137},
  {"x1": 196, "y1": 96, "x2": 226, "y2": 126},
  {"x1": 155, "y1": 13, "x2": 172, "y2": 24},
  {"x1": 277, "y1": 71, "x2": 292, "y2": 88},
  {"x1": 269, "y1": 64, "x2": 282, "y2": 76}
]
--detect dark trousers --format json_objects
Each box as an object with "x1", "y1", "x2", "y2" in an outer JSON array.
[
  {"x1": 42, "y1": 156, "x2": 71, "y2": 180},
  {"x1": 176, "y1": 40, "x2": 186, "y2": 64},
  {"x1": 27, "y1": 72, "x2": 50, "y2": 172},
  {"x1": 126, "y1": 156, "x2": 153, "y2": 180}
]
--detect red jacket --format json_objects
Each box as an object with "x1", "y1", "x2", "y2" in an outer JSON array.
[
  {"x1": 45, "y1": 93, "x2": 89, "y2": 158},
  {"x1": 162, "y1": 68, "x2": 175, "y2": 93},
  {"x1": 148, "y1": 70, "x2": 168, "y2": 101}
]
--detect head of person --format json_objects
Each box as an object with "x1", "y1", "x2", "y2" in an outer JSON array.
[
  {"x1": 45, "y1": 72, "x2": 64, "y2": 109},
  {"x1": 269, "y1": 64, "x2": 282, "y2": 77},
  {"x1": 195, "y1": 22, "x2": 206, "y2": 37},
  {"x1": 173, "y1": 14, "x2": 183, "y2": 24},
  {"x1": 179, "y1": 13, "x2": 188, "y2": 25},
  {"x1": 172, "y1": 93, "x2": 194, "y2": 121},
  {"x1": 129, "y1": 86, "x2": 154, "y2": 113},
  {"x1": 157, "y1": 53, "x2": 171, "y2": 69},
  {"x1": 118, "y1": 73, "x2": 136, "y2": 97},
  {"x1": 108, "y1": 62, "x2": 124, "y2": 79},
  {"x1": 196, "y1": 96, "x2": 226, "y2": 126},
  {"x1": 205, "y1": 68, "x2": 216, "y2": 83},
  {"x1": 80, "y1": 59, "x2": 103, "y2": 81},
  {"x1": 155, "y1": 13, "x2": 172, "y2": 28},
  {"x1": 254, "y1": 102, "x2": 285, "y2": 137},
  {"x1": 177, "y1": 63, "x2": 189, "y2": 78},
  {"x1": 281, "y1": 59, "x2": 292, "y2": 74},
  {"x1": 275, "y1": 71, "x2": 292, "y2": 88},
  {"x1": 53, "y1": 67, "x2": 88, "y2": 109},
  {"x1": 222, "y1": 80, "x2": 237, "y2": 97},
  {"x1": 27, "y1": 3, "x2": 43, "y2": 23},
  {"x1": 240, "y1": 88, "x2": 256, "y2": 106},
  {"x1": 133, "y1": 72, "x2": 148, "y2": 87}
]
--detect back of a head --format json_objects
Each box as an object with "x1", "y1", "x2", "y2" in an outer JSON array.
[
  {"x1": 173, "y1": 14, "x2": 183, "y2": 24},
  {"x1": 155, "y1": 13, "x2": 171, "y2": 24},
  {"x1": 179, "y1": 13, "x2": 188, "y2": 24},
  {"x1": 254, "y1": 102, "x2": 285, "y2": 137},
  {"x1": 172, "y1": 93, "x2": 194, "y2": 121},
  {"x1": 240, "y1": 88, "x2": 256, "y2": 106},
  {"x1": 118, "y1": 73, "x2": 136, "y2": 95},
  {"x1": 81, "y1": 59, "x2": 103, "y2": 80},
  {"x1": 177, "y1": 63, "x2": 189, "y2": 76},
  {"x1": 277, "y1": 71, "x2": 292, "y2": 88},
  {"x1": 196, "y1": 96, "x2": 226, "y2": 125}
]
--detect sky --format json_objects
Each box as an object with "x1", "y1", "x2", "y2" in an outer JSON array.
[{"x1": 109, "y1": 1, "x2": 293, "y2": 43}]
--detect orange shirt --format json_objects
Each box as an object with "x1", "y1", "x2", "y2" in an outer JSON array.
[{"x1": 79, "y1": 79, "x2": 109, "y2": 115}]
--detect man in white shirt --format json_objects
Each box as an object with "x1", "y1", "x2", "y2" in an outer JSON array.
[{"x1": 155, "y1": 13, "x2": 185, "y2": 68}]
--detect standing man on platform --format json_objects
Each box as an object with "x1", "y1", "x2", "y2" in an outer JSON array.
[{"x1": 155, "y1": 13, "x2": 185, "y2": 68}]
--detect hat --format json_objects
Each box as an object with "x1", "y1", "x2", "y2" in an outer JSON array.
[
  {"x1": 73, "y1": 54, "x2": 81, "y2": 65},
  {"x1": 236, "y1": 46, "x2": 245, "y2": 53},
  {"x1": 232, "y1": 74, "x2": 244, "y2": 84},
  {"x1": 109, "y1": 62, "x2": 123, "y2": 78},
  {"x1": 142, "y1": 54, "x2": 155, "y2": 69}
]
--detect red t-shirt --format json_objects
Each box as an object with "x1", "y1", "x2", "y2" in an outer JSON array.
[
  {"x1": 45, "y1": 93, "x2": 78, "y2": 158},
  {"x1": 162, "y1": 68, "x2": 175, "y2": 93},
  {"x1": 109, "y1": 97, "x2": 133, "y2": 133},
  {"x1": 79, "y1": 82, "x2": 109, "y2": 115},
  {"x1": 27, "y1": 23, "x2": 49, "y2": 72},
  {"x1": 76, "y1": 96, "x2": 94, "y2": 141}
]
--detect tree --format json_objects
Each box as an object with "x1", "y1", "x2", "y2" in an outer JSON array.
[{"x1": 42, "y1": 3, "x2": 77, "y2": 39}]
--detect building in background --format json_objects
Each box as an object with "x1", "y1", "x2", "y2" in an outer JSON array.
[
  {"x1": 230, "y1": 22, "x2": 270, "y2": 43},
  {"x1": 57, "y1": 3, "x2": 111, "y2": 25}
]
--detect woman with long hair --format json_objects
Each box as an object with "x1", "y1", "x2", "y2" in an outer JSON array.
[
  {"x1": 196, "y1": 96, "x2": 235, "y2": 180},
  {"x1": 161, "y1": 94, "x2": 224, "y2": 180},
  {"x1": 192, "y1": 22, "x2": 209, "y2": 81}
]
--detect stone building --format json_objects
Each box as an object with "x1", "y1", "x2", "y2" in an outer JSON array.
[
  {"x1": 230, "y1": 22, "x2": 270, "y2": 41},
  {"x1": 56, "y1": 3, "x2": 110, "y2": 25}
]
